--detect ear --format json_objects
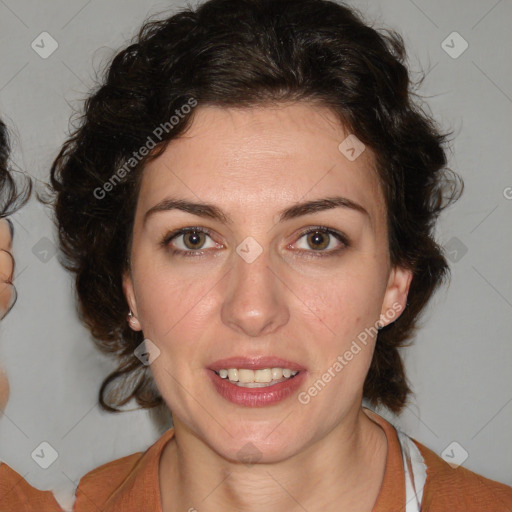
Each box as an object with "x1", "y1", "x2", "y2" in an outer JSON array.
[
  {"x1": 379, "y1": 265, "x2": 413, "y2": 328},
  {"x1": 122, "y1": 269, "x2": 142, "y2": 331}
]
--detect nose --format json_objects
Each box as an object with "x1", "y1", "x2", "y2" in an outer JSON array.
[{"x1": 220, "y1": 244, "x2": 290, "y2": 338}]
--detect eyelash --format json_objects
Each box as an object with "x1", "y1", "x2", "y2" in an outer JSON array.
[{"x1": 160, "y1": 226, "x2": 350, "y2": 258}]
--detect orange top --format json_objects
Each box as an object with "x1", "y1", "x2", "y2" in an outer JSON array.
[
  {"x1": 0, "y1": 463, "x2": 63, "y2": 512},
  {"x1": 73, "y1": 409, "x2": 512, "y2": 511}
]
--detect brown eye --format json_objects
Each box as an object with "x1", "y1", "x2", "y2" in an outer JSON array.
[
  {"x1": 183, "y1": 230, "x2": 207, "y2": 250},
  {"x1": 162, "y1": 227, "x2": 220, "y2": 256},
  {"x1": 293, "y1": 227, "x2": 349, "y2": 257},
  {"x1": 306, "y1": 231, "x2": 330, "y2": 251}
]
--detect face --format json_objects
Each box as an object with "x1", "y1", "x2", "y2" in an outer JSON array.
[
  {"x1": 124, "y1": 103, "x2": 412, "y2": 463},
  {"x1": 0, "y1": 217, "x2": 14, "y2": 411}
]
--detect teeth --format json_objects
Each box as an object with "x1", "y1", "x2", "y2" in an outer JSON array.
[
  {"x1": 215, "y1": 367, "x2": 298, "y2": 385},
  {"x1": 255, "y1": 369, "x2": 272, "y2": 383},
  {"x1": 227, "y1": 369, "x2": 239, "y2": 382},
  {"x1": 271, "y1": 368, "x2": 283, "y2": 379},
  {"x1": 239, "y1": 369, "x2": 255, "y2": 383},
  {"x1": 237, "y1": 381, "x2": 281, "y2": 388}
]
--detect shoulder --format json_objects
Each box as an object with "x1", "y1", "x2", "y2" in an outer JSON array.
[
  {"x1": 74, "y1": 429, "x2": 175, "y2": 512},
  {"x1": 412, "y1": 439, "x2": 512, "y2": 511},
  {"x1": 74, "y1": 451, "x2": 144, "y2": 509},
  {"x1": 0, "y1": 462, "x2": 64, "y2": 512}
]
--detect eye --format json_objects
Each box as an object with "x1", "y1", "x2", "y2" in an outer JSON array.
[
  {"x1": 292, "y1": 227, "x2": 349, "y2": 256},
  {"x1": 161, "y1": 226, "x2": 349, "y2": 258},
  {"x1": 162, "y1": 227, "x2": 221, "y2": 256}
]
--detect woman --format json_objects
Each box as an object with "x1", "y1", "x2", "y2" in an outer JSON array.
[
  {"x1": 0, "y1": 120, "x2": 63, "y2": 511},
  {"x1": 50, "y1": 0, "x2": 512, "y2": 510}
]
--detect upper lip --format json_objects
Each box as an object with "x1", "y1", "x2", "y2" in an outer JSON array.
[{"x1": 208, "y1": 356, "x2": 306, "y2": 372}]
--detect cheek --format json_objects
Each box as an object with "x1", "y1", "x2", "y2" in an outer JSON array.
[
  {"x1": 291, "y1": 262, "x2": 385, "y2": 338},
  {"x1": 133, "y1": 264, "x2": 221, "y2": 385},
  {"x1": 136, "y1": 269, "x2": 219, "y2": 414},
  {"x1": 286, "y1": 262, "x2": 385, "y2": 395},
  {"x1": 134, "y1": 259, "x2": 217, "y2": 336}
]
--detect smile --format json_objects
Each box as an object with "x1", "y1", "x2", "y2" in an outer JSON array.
[
  {"x1": 214, "y1": 367, "x2": 299, "y2": 387},
  {"x1": 207, "y1": 368, "x2": 306, "y2": 407}
]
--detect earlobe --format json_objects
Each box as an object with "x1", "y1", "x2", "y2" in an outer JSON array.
[
  {"x1": 122, "y1": 270, "x2": 142, "y2": 331},
  {"x1": 379, "y1": 266, "x2": 413, "y2": 328}
]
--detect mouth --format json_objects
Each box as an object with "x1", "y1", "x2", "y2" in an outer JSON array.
[
  {"x1": 207, "y1": 356, "x2": 306, "y2": 407},
  {"x1": 212, "y1": 367, "x2": 300, "y2": 388}
]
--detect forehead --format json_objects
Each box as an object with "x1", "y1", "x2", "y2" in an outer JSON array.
[{"x1": 138, "y1": 103, "x2": 385, "y2": 224}]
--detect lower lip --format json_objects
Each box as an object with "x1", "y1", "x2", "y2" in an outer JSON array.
[{"x1": 207, "y1": 369, "x2": 307, "y2": 407}]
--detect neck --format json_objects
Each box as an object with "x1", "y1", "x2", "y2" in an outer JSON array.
[{"x1": 159, "y1": 406, "x2": 388, "y2": 512}]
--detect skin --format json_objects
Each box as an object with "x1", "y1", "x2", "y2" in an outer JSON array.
[
  {"x1": 0, "y1": 217, "x2": 14, "y2": 411},
  {"x1": 123, "y1": 102, "x2": 412, "y2": 512}
]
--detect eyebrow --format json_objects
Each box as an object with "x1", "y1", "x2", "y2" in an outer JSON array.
[{"x1": 143, "y1": 195, "x2": 369, "y2": 226}]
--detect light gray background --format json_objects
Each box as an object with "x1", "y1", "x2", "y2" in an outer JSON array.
[{"x1": 0, "y1": 0, "x2": 510, "y2": 503}]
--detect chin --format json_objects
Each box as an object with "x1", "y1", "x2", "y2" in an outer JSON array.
[
  {"x1": 219, "y1": 437, "x2": 300, "y2": 466},
  {"x1": 200, "y1": 419, "x2": 307, "y2": 465}
]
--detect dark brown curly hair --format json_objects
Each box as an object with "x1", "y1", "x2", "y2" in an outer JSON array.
[
  {"x1": 1, "y1": 118, "x2": 32, "y2": 317},
  {"x1": 49, "y1": 0, "x2": 462, "y2": 414},
  {"x1": 1, "y1": 119, "x2": 31, "y2": 218}
]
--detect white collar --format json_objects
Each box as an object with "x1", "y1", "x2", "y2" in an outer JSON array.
[{"x1": 396, "y1": 428, "x2": 428, "y2": 512}]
